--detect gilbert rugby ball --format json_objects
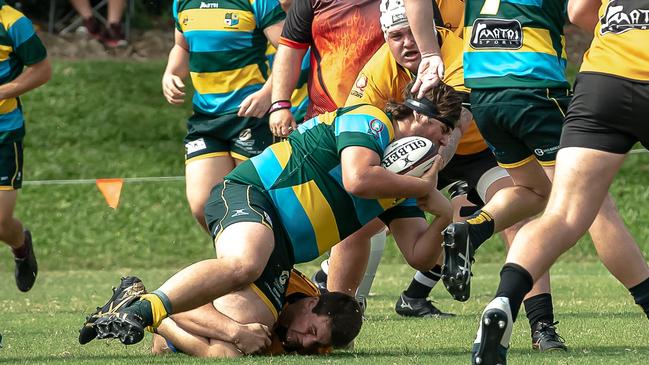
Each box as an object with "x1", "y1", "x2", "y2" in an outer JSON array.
[{"x1": 381, "y1": 136, "x2": 439, "y2": 177}]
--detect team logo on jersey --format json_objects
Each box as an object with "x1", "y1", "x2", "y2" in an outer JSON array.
[
  {"x1": 368, "y1": 119, "x2": 384, "y2": 138},
  {"x1": 600, "y1": 0, "x2": 649, "y2": 35},
  {"x1": 224, "y1": 13, "x2": 240, "y2": 27},
  {"x1": 350, "y1": 74, "x2": 368, "y2": 98},
  {"x1": 469, "y1": 18, "x2": 523, "y2": 49},
  {"x1": 200, "y1": 1, "x2": 219, "y2": 8}
]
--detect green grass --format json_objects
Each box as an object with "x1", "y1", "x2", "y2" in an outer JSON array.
[
  {"x1": 0, "y1": 60, "x2": 648, "y2": 363},
  {"x1": 1, "y1": 262, "x2": 648, "y2": 364}
]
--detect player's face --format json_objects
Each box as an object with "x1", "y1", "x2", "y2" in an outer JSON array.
[
  {"x1": 386, "y1": 25, "x2": 421, "y2": 73},
  {"x1": 283, "y1": 310, "x2": 333, "y2": 353},
  {"x1": 410, "y1": 111, "x2": 452, "y2": 146}
]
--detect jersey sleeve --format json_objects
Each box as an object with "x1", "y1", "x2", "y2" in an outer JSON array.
[
  {"x1": 335, "y1": 111, "x2": 392, "y2": 157},
  {"x1": 345, "y1": 69, "x2": 391, "y2": 109},
  {"x1": 378, "y1": 199, "x2": 426, "y2": 226},
  {"x1": 172, "y1": 0, "x2": 182, "y2": 32},
  {"x1": 7, "y1": 14, "x2": 46, "y2": 66},
  {"x1": 279, "y1": 0, "x2": 313, "y2": 48},
  {"x1": 251, "y1": 0, "x2": 286, "y2": 30}
]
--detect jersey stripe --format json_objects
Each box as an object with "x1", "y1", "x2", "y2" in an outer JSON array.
[{"x1": 464, "y1": 51, "x2": 566, "y2": 81}]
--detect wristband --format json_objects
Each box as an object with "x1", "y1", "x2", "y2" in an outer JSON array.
[{"x1": 269, "y1": 100, "x2": 292, "y2": 114}]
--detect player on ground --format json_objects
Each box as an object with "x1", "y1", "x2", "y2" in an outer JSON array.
[
  {"x1": 471, "y1": 0, "x2": 649, "y2": 363},
  {"x1": 83, "y1": 83, "x2": 463, "y2": 347},
  {"x1": 161, "y1": 0, "x2": 285, "y2": 230},
  {"x1": 0, "y1": 1, "x2": 51, "y2": 292},
  {"x1": 150, "y1": 270, "x2": 360, "y2": 357}
]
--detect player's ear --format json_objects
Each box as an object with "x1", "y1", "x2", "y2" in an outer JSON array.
[{"x1": 305, "y1": 296, "x2": 319, "y2": 311}]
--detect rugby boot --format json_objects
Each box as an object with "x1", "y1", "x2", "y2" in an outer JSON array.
[
  {"x1": 15, "y1": 229, "x2": 37, "y2": 292},
  {"x1": 394, "y1": 292, "x2": 455, "y2": 318},
  {"x1": 531, "y1": 321, "x2": 567, "y2": 352},
  {"x1": 441, "y1": 222, "x2": 474, "y2": 301},
  {"x1": 472, "y1": 297, "x2": 512, "y2": 365},
  {"x1": 311, "y1": 268, "x2": 328, "y2": 293},
  {"x1": 79, "y1": 276, "x2": 146, "y2": 344},
  {"x1": 95, "y1": 306, "x2": 146, "y2": 345}
]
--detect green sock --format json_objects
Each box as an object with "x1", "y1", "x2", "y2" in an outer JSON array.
[
  {"x1": 465, "y1": 210, "x2": 495, "y2": 250},
  {"x1": 122, "y1": 299, "x2": 154, "y2": 327}
]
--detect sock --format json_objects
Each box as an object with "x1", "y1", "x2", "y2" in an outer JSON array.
[
  {"x1": 404, "y1": 265, "x2": 442, "y2": 299},
  {"x1": 524, "y1": 293, "x2": 554, "y2": 328},
  {"x1": 124, "y1": 290, "x2": 173, "y2": 328},
  {"x1": 629, "y1": 277, "x2": 649, "y2": 319},
  {"x1": 12, "y1": 243, "x2": 28, "y2": 259},
  {"x1": 465, "y1": 210, "x2": 495, "y2": 251},
  {"x1": 495, "y1": 263, "x2": 534, "y2": 321}
]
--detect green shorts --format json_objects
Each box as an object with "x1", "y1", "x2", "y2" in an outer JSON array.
[
  {"x1": 0, "y1": 140, "x2": 23, "y2": 190},
  {"x1": 471, "y1": 88, "x2": 571, "y2": 168},
  {"x1": 184, "y1": 111, "x2": 275, "y2": 163},
  {"x1": 204, "y1": 180, "x2": 294, "y2": 319}
]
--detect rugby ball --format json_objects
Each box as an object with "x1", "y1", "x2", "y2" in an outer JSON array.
[{"x1": 381, "y1": 136, "x2": 439, "y2": 177}]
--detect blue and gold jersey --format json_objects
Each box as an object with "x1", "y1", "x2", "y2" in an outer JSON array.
[
  {"x1": 463, "y1": 0, "x2": 569, "y2": 89},
  {"x1": 0, "y1": 1, "x2": 47, "y2": 143},
  {"x1": 266, "y1": 44, "x2": 310, "y2": 123},
  {"x1": 173, "y1": 0, "x2": 285, "y2": 116},
  {"x1": 581, "y1": 0, "x2": 649, "y2": 82},
  {"x1": 227, "y1": 104, "x2": 425, "y2": 263}
]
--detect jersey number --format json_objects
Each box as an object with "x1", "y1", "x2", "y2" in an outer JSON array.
[{"x1": 480, "y1": 0, "x2": 501, "y2": 14}]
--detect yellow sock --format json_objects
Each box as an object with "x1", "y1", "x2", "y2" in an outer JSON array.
[{"x1": 140, "y1": 293, "x2": 169, "y2": 328}]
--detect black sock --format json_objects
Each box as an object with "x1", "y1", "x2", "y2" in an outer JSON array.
[
  {"x1": 466, "y1": 210, "x2": 495, "y2": 251},
  {"x1": 404, "y1": 265, "x2": 442, "y2": 299},
  {"x1": 495, "y1": 263, "x2": 534, "y2": 321},
  {"x1": 313, "y1": 269, "x2": 328, "y2": 283},
  {"x1": 524, "y1": 293, "x2": 554, "y2": 329},
  {"x1": 122, "y1": 298, "x2": 154, "y2": 327},
  {"x1": 12, "y1": 243, "x2": 28, "y2": 259},
  {"x1": 629, "y1": 277, "x2": 649, "y2": 319}
]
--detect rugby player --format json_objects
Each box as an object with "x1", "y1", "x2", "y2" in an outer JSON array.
[
  {"x1": 0, "y1": 1, "x2": 51, "y2": 292},
  {"x1": 471, "y1": 0, "x2": 649, "y2": 363},
  {"x1": 83, "y1": 83, "x2": 463, "y2": 347},
  {"x1": 161, "y1": 0, "x2": 285, "y2": 230}
]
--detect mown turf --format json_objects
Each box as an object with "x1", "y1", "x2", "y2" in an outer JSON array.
[{"x1": 0, "y1": 262, "x2": 648, "y2": 364}]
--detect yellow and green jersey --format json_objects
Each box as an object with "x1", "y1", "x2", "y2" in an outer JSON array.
[
  {"x1": 581, "y1": 0, "x2": 649, "y2": 82},
  {"x1": 345, "y1": 28, "x2": 487, "y2": 155},
  {"x1": 227, "y1": 104, "x2": 424, "y2": 263},
  {"x1": 463, "y1": 0, "x2": 569, "y2": 89},
  {"x1": 0, "y1": 1, "x2": 47, "y2": 143},
  {"x1": 266, "y1": 43, "x2": 310, "y2": 123},
  {"x1": 173, "y1": 0, "x2": 285, "y2": 116}
]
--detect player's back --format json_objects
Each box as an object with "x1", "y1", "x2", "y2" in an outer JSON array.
[
  {"x1": 463, "y1": 0, "x2": 569, "y2": 89},
  {"x1": 580, "y1": 0, "x2": 649, "y2": 82}
]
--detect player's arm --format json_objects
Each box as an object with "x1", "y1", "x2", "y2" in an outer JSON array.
[
  {"x1": 340, "y1": 146, "x2": 441, "y2": 199},
  {"x1": 169, "y1": 303, "x2": 272, "y2": 355},
  {"x1": 162, "y1": 29, "x2": 189, "y2": 105},
  {"x1": 404, "y1": 0, "x2": 444, "y2": 97},
  {"x1": 568, "y1": 0, "x2": 600, "y2": 32},
  {"x1": 384, "y1": 194, "x2": 451, "y2": 271},
  {"x1": 0, "y1": 58, "x2": 50, "y2": 100}
]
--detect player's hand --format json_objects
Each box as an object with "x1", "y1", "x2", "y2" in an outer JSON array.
[
  {"x1": 419, "y1": 155, "x2": 444, "y2": 190},
  {"x1": 269, "y1": 108, "x2": 297, "y2": 137},
  {"x1": 233, "y1": 322, "x2": 272, "y2": 354},
  {"x1": 417, "y1": 188, "x2": 452, "y2": 220},
  {"x1": 411, "y1": 53, "x2": 445, "y2": 98},
  {"x1": 238, "y1": 89, "x2": 272, "y2": 118},
  {"x1": 162, "y1": 73, "x2": 186, "y2": 105}
]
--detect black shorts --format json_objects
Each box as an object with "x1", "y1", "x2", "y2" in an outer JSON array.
[
  {"x1": 0, "y1": 139, "x2": 23, "y2": 190},
  {"x1": 184, "y1": 111, "x2": 275, "y2": 163},
  {"x1": 561, "y1": 73, "x2": 649, "y2": 153},
  {"x1": 204, "y1": 180, "x2": 294, "y2": 319},
  {"x1": 437, "y1": 148, "x2": 508, "y2": 206}
]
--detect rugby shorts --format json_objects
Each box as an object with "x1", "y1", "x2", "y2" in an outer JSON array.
[
  {"x1": 0, "y1": 139, "x2": 23, "y2": 190},
  {"x1": 561, "y1": 72, "x2": 649, "y2": 153}
]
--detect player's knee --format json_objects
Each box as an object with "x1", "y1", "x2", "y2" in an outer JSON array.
[
  {"x1": 229, "y1": 259, "x2": 264, "y2": 286},
  {"x1": 404, "y1": 254, "x2": 435, "y2": 272}
]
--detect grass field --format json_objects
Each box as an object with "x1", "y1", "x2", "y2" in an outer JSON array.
[{"x1": 0, "y1": 60, "x2": 648, "y2": 363}]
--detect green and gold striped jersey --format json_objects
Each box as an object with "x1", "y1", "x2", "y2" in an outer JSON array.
[
  {"x1": 0, "y1": 1, "x2": 47, "y2": 143},
  {"x1": 581, "y1": 0, "x2": 649, "y2": 82},
  {"x1": 463, "y1": 0, "x2": 569, "y2": 89},
  {"x1": 173, "y1": 0, "x2": 285, "y2": 116},
  {"x1": 227, "y1": 104, "x2": 424, "y2": 263}
]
